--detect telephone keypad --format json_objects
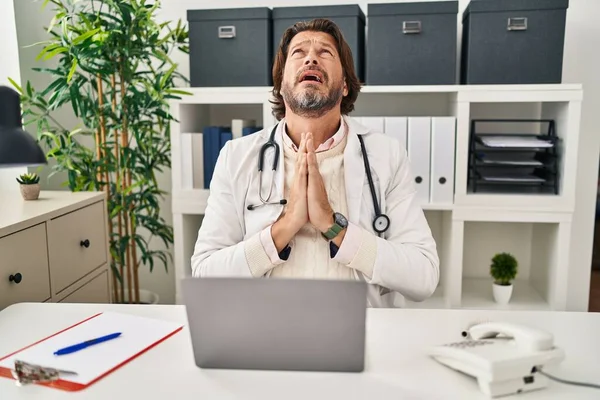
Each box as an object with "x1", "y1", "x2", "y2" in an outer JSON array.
[{"x1": 444, "y1": 340, "x2": 494, "y2": 348}]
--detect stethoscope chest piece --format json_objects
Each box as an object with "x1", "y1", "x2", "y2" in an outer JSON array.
[{"x1": 373, "y1": 214, "x2": 390, "y2": 234}]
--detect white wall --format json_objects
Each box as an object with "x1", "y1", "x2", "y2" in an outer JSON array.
[
  {"x1": 559, "y1": 0, "x2": 600, "y2": 310},
  {"x1": 12, "y1": 0, "x2": 600, "y2": 309},
  {"x1": 0, "y1": 0, "x2": 26, "y2": 192}
]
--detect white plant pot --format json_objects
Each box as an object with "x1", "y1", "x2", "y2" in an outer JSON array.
[
  {"x1": 493, "y1": 283, "x2": 513, "y2": 305},
  {"x1": 115, "y1": 288, "x2": 159, "y2": 305}
]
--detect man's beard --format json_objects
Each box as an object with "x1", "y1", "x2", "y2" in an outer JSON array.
[{"x1": 281, "y1": 79, "x2": 344, "y2": 119}]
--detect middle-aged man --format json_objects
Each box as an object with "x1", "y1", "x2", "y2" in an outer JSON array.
[{"x1": 191, "y1": 18, "x2": 439, "y2": 307}]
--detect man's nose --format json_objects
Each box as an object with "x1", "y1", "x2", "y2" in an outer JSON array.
[{"x1": 304, "y1": 49, "x2": 318, "y2": 65}]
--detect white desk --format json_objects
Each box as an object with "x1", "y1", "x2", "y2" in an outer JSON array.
[{"x1": 0, "y1": 303, "x2": 599, "y2": 399}]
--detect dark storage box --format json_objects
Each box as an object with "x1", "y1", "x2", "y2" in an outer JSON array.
[
  {"x1": 273, "y1": 5, "x2": 365, "y2": 82},
  {"x1": 366, "y1": 2, "x2": 458, "y2": 85},
  {"x1": 187, "y1": 8, "x2": 272, "y2": 87},
  {"x1": 461, "y1": 0, "x2": 569, "y2": 84}
]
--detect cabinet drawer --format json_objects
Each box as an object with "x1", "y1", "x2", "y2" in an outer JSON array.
[
  {"x1": 48, "y1": 201, "x2": 107, "y2": 294},
  {"x1": 59, "y1": 269, "x2": 110, "y2": 303},
  {"x1": 0, "y1": 224, "x2": 50, "y2": 310}
]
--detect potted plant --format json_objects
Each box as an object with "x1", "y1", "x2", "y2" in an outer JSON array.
[
  {"x1": 10, "y1": 0, "x2": 189, "y2": 304},
  {"x1": 16, "y1": 172, "x2": 41, "y2": 200},
  {"x1": 490, "y1": 252, "x2": 518, "y2": 304}
]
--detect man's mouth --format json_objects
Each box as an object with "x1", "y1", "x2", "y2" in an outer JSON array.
[{"x1": 299, "y1": 71, "x2": 324, "y2": 84}]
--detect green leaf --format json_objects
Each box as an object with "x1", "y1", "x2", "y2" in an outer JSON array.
[
  {"x1": 42, "y1": 46, "x2": 68, "y2": 60},
  {"x1": 41, "y1": 77, "x2": 66, "y2": 97},
  {"x1": 8, "y1": 77, "x2": 23, "y2": 94},
  {"x1": 165, "y1": 88, "x2": 192, "y2": 96},
  {"x1": 159, "y1": 63, "x2": 177, "y2": 89},
  {"x1": 67, "y1": 59, "x2": 78, "y2": 83},
  {"x1": 72, "y1": 28, "x2": 101, "y2": 45}
]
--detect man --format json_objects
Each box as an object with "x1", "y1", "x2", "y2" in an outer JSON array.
[{"x1": 191, "y1": 19, "x2": 439, "y2": 307}]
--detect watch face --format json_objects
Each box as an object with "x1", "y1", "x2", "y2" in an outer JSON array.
[{"x1": 334, "y1": 212, "x2": 348, "y2": 227}]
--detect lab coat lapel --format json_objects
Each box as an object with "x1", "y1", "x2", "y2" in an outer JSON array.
[{"x1": 343, "y1": 116, "x2": 368, "y2": 224}]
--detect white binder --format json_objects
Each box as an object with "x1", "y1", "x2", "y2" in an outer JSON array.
[
  {"x1": 192, "y1": 133, "x2": 204, "y2": 189},
  {"x1": 430, "y1": 117, "x2": 456, "y2": 205},
  {"x1": 357, "y1": 117, "x2": 384, "y2": 133},
  {"x1": 232, "y1": 119, "x2": 255, "y2": 140},
  {"x1": 180, "y1": 133, "x2": 194, "y2": 189},
  {"x1": 407, "y1": 117, "x2": 431, "y2": 204},
  {"x1": 384, "y1": 117, "x2": 408, "y2": 151}
]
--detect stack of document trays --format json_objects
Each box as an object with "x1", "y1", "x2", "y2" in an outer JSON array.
[{"x1": 467, "y1": 119, "x2": 560, "y2": 195}]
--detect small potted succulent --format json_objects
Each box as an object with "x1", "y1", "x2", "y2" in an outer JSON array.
[
  {"x1": 16, "y1": 172, "x2": 41, "y2": 200},
  {"x1": 490, "y1": 252, "x2": 518, "y2": 304}
]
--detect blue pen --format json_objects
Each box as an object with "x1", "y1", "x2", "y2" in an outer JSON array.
[{"x1": 54, "y1": 332, "x2": 122, "y2": 356}]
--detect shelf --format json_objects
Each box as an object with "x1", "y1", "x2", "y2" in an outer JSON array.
[
  {"x1": 171, "y1": 189, "x2": 574, "y2": 223},
  {"x1": 453, "y1": 206, "x2": 572, "y2": 223},
  {"x1": 422, "y1": 203, "x2": 454, "y2": 211},
  {"x1": 173, "y1": 83, "x2": 582, "y2": 97},
  {"x1": 170, "y1": 87, "x2": 272, "y2": 105},
  {"x1": 461, "y1": 278, "x2": 550, "y2": 311},
  {"x1": 172, "y1": 189, "x2": 455, "y2": 215}
]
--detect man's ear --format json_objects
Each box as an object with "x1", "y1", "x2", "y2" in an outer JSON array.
[{"x1": 343, "y1": 78, "x2": 348, "y2": 97}]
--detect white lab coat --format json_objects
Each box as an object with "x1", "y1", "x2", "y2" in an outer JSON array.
[{"x1": 190, "y1": 115, "x2": 440, "y2": 307}]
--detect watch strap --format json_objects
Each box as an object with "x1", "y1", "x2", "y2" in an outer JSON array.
[{"x1": 322, "y1": 222, "x2": 343, "y2": 240}]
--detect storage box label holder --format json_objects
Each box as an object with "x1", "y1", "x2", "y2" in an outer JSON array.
[
  {"x1": 403, "y1": 21, "x2": 422, "y2": 34},
  {"x1": 218, "y1": 26, "x2": 236, "y2": 39},
  {"x1": 507, "y1": 17, "x2": 527, "y2": 31}
]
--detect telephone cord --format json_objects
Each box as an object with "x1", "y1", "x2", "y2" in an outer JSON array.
[{"x1": 534, "y1": 367, "x2": 600, "y2": 390}]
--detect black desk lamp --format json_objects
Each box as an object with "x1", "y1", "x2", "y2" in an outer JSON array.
[{"x1": 0, "y1": 85, "x2": 46, "y2": 167}]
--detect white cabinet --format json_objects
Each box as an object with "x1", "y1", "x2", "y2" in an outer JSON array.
[
  {"x1": 0, "y1": 191, "x2": 111, "y2": 309},
  {"x1": 169, "y1": 84, "x2": 588, "y2": 311}
]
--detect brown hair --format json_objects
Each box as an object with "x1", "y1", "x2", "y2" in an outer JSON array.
[{"x1": 270, "y1": 18, "x2": 362, "y2": 121}]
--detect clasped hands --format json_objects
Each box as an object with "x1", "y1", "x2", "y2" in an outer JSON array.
[
  {"x1": 272, "y1": 132, "x2": 343, "y2": 253},
  {"x1": 285, "y1": 132, "x2": 335, "y2": 234}
]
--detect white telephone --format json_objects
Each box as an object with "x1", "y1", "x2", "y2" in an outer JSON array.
[{"x1": 427, "y1": 322, "x2": 565, "y2": 398}]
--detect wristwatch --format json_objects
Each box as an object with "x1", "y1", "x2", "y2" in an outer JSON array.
[{"x1": 322, "y1": 212, "x2": 348, "y2": 240}]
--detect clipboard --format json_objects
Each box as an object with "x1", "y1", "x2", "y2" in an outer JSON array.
[{"x1": 0, "y1": 311, "x2": 183, "y2": 391}]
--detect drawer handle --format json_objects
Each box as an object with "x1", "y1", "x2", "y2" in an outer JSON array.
[
  {"x1": 9, "y1": 273, "x2": 22, "y2": 284},
  {"x1": 80, "y1": 239, "x2": 90, "y2": 248}
]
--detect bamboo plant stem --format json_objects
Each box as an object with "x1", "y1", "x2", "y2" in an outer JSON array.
[
  {"x1": 119, "y1": 61, "x2": 134, "y2": 304},
  {"x1": 96, "y1": 74, "x2": 119, "y2": 303},
  {"x1": 110, "y1": 73, "x2": 122, "y2": 304}
]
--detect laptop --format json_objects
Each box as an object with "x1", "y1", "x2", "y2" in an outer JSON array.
[{"x1": 181, "y1": 277, "x2": 368, "y2": 372}]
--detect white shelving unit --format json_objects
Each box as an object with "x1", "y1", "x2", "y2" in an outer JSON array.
[{"x1": 170, "y1": 84, "x2": 584, "y2": 311}]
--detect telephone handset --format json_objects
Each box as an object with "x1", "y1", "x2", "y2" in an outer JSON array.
[
  {"x1": 466, "y1": 322, "x2": 555, "y2": 352},
  {"x1": 427, "y1": 322, "x2": 565, "y2": 398}
]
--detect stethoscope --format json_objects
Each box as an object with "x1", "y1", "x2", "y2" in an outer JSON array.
[{"x1": 247, "y1": 124, "x2": 391, "y2": 234}]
